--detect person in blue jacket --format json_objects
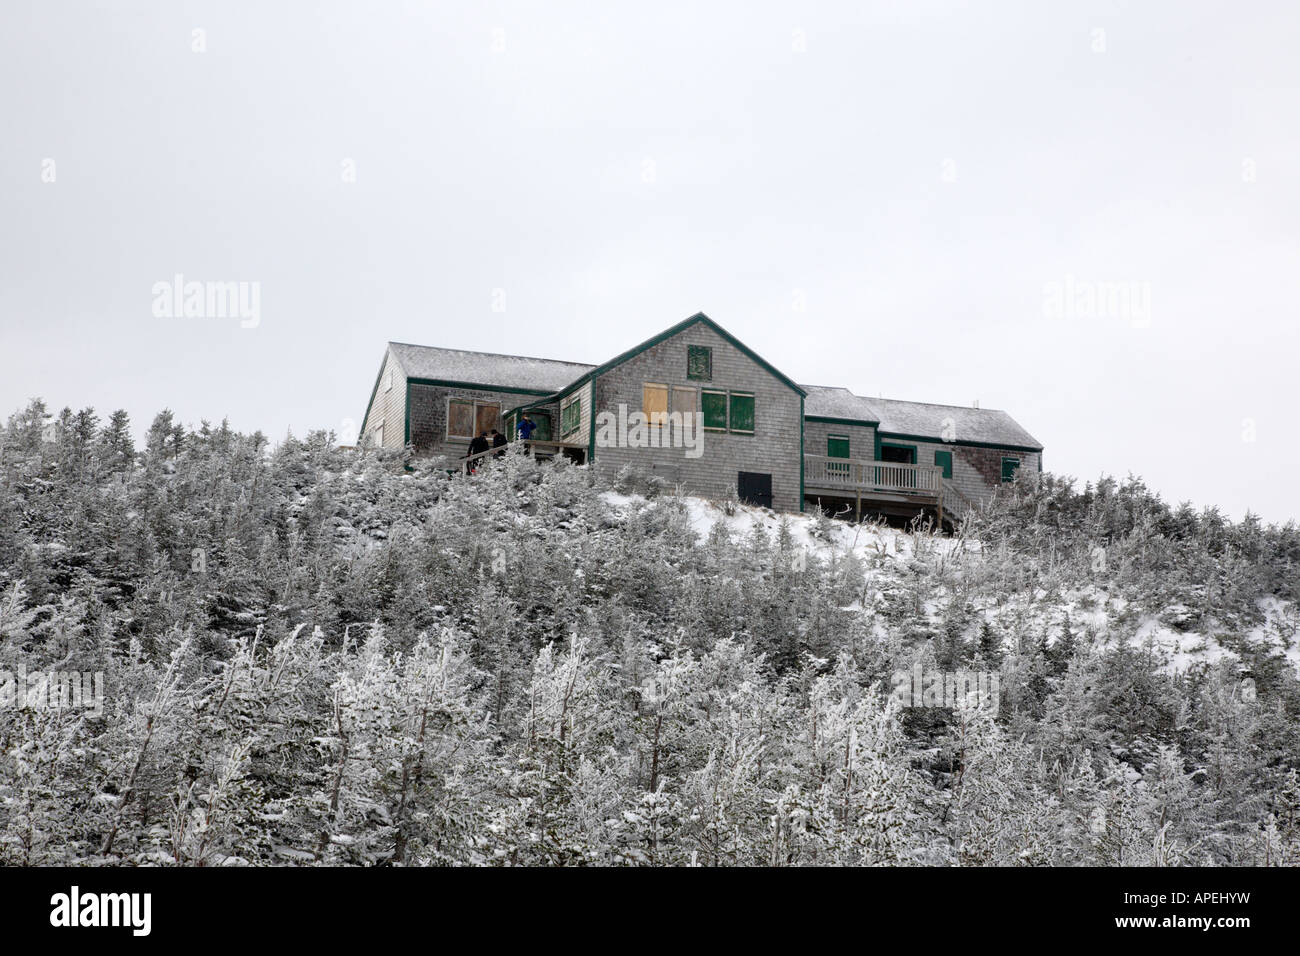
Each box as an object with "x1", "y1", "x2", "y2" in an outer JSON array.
[{"x1": 517, "y1": 414, "x2": 537, "y2": 441}]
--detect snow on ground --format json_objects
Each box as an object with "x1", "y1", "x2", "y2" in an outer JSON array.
[
  {"x1": 599, "y1": 491, "x2": 1300, "y2": 678},
  {"x1": 1250, "y1": 596, "x2": 1300, "y2": 671},
  {"x1": 600, "y1": 489, "x2": 955, "y2": 565},
  {"x1": 1128, "y1": 617, "x2": 1239, "y2": 673}
]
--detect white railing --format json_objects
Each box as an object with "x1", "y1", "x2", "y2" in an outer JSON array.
[{"x1": 804, "y1": 454, "x2": 943, "y2": 496}]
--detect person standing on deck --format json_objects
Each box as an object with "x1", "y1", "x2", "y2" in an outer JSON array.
[
  {"x1": 490, "y1": 429, "x2": 508, "y2": 457},
  {"x1": 517, "y1": 414, "x2": 536, "y2": 441},
  {"x1": 466, "y1": 432, "x2": 490, "y2": 472}
]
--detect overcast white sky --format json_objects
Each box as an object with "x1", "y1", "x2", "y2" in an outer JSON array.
[{"x1": 2, "y1": 0, "x2": 1298, "y2": 522}]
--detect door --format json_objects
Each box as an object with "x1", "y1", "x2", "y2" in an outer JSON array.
[
  {"x1": 879, "y1": 443, "x2": 917, "y2": 489},
  {"x1": 934, "y1": 450, "x2": 953, "y2": 480},
  {"x1": 737, "y1": 471, "x2": 773, "y2": 509},
  {"x1": 827, "y1": 435, "x2": 850, "y2": 482}
]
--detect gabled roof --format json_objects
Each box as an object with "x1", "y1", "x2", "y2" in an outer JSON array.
[
  {"x1": 387, "y1": 342, "x2": 595, "y2": 393},
  {"x1": 542, "y1": 312, "x2": 807, "y2": 400},
  {"x1": 803, "y1": 384, "x2": 1042, "y2": 451}
]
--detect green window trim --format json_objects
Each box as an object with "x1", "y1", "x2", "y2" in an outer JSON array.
[
  {"x1": 560, "y1": 396, "x2": 582, "y2": 437},
  {"x1": 687, "y1": 344, "x2": 713, "y2": 381},
  {"x1": 935, "y1": 450, "x2": 953, "y2": 479},
  {"x1": 880, "y1": 441, "x2": 917, "y2": 465}
]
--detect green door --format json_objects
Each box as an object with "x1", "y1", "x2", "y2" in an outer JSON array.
[
  {"x1": 935, "y1": 450, "x2": 953, "y2": 480},
  {"x1": 827, "y1": 435, "x2": 850, "y2": 480}
]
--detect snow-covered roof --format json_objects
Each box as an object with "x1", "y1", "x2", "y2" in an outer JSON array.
[
  {"x1": 388, "y1": 342, "x2": 596, "y2": 393},
  {"x1": 803, "y1": 384, "x2": 1042, "y2": 450},
  {"x1": 801, "y1": 385, "x2": 876, "y2": 422},
  {"x1": 379, "y1": 339, "x2": 1040, "y2": 450}
]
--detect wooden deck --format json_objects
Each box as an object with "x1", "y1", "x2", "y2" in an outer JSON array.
[{"x1": 804, "y1": 453, "x2": 949, "y2": 523}]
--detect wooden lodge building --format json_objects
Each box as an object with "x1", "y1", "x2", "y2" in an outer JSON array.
[{"x1": 359, "y1": 313, "x2": 1043, "y2": 524}]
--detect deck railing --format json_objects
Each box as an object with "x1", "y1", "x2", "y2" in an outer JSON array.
[
  {"x1": 804, "y1": 454, "x2": 944, "y2": 496},
  {"x1": 460, "y1": 439, "x2": 587, "y2": 473}
]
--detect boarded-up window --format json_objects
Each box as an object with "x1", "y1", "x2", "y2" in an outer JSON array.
[
  {"x1": 687, "y1": 345, "x2": 712, "y2": 381},
  {"x1": 643, "y1": 384, "x2": 668, "y2": 427},
  {"x1": 475, "y1": 403, "x2": 500, "y2": 437},
  {"x1": 672, "y1": 386, "x2": 696, "y2": 416},
  {"x1": 448, "y1": 399, "x2": 499, "y2": 439},
  {"x1": 448, "y1": 400, "x2": 476, "y2": 439},
  {"x1": 729, "y1": 393, "x2": 755, "y2": 434},
  {"x1": 702, "y1": 390, "x2": 728, "y2": 431},
  {"x1": 373, "y1": 424, "x2": 384, "y2": 448}
]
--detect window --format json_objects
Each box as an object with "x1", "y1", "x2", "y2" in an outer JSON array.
[
  {"x1": 672, "y1": 386, "x2": 696, "y2": 416},
  {"x1": 384, "y1": 370, "x2": 393, "y2": 392},
  {"x1": 475, "y1": 403, "x2": 499, "y2": 437},
  {"x1": 373, "y1": 424, "x2": 384, "y2": 447},
  {"x1": 701, "y1": 389, "x2": 754, "y2": 434},
  {"x1": 880, "y1": 443, "x2": 916, "y2": 464},
  {"x1": 935, "y1": 450, "x2": 953, "y2": 479},
  {"x1": 560, "y1": 396, "x2": 581, "y2": 436},
  {"x1": 447, "y1": 400, "x2": 475, "y2": 439},
  {"x1": 1001, "y1": 457, "x2": 1021, "y2": 483},
  {"x1": 687, "y1": 345, "x2": 712, "y2": 381},
  {"x1": 702, "y1": 389, "x2": 728, "y2": 431},
  {"x1": 447, "y1": 399, "x2": 500, "y2": 439},
  {"x1": 729, "y1": 393, "x2": 754, "y2": 434},
  {"x1": 643, "y1": 384, "x2": 669, "y2": 427},
  {"x1": 529, "y1": 411, "x2": 552, "y2": 441}
]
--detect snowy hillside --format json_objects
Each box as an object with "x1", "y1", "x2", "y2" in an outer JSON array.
[{"x1": 1, "y1": 399, "x2": 1299, "y2": 866}]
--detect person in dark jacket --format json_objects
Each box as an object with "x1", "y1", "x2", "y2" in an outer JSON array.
[
  {"x1": 466, "y1": 432, "x2": 490, "y2": 471},
  {"x1": 490, "y1": 429, "x2": 508, "y2": 457},
  {"x1": 517, "y1": 414, "x2": 536, "y2": 441}
]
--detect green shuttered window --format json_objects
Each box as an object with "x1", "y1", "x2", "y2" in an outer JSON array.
[
  {"x1": 687, "y1": 345, "x2": 712, "y2": 381},
  {"x1": 702, "y1": 390, "x2": 728, "y2": 431},
  {"x1": 729, "y1": 393, "x2": 754, "y2": 434},
  {"x1": 560, "y1": 397, "x2": 581, "y2": 437},
  {"x1": 701, "y1": 389, "x2": 754, "y2": 434}
]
